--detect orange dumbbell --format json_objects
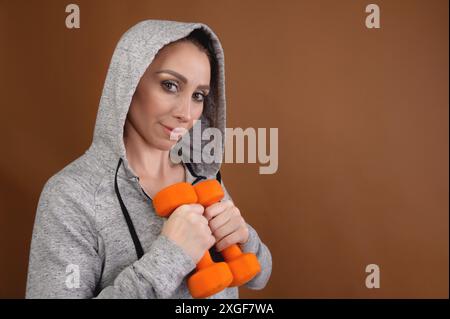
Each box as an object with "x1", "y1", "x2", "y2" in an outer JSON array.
[
  {"x1": 153, "y1": 182, "x2": 233, "y2": 298},
  {"x1": 193, "y1": 179, "x2": 261, "y2": 287}
]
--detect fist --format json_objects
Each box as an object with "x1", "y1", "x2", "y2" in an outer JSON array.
[
  {"x1": 161, "y1": 204, "x2": 216, "y2": 263},
  {"x1": 203, "y1": 200, "x2": 249, "y2": 252}
]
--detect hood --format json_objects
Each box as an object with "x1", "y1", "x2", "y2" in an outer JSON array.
[{"x1": 88, "y1": 19, "x2": 226, "y2": 179}]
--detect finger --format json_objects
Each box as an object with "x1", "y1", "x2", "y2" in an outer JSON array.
[
  {"x1": 194, "y1": 214, "x2": 209, "y2": 225},
  {"x1": 204, "y1": 200, "x2": 234, "y2": 221},
  {"x1": 216, "y1": 231, "x2": 242, "y2": 252},
  {"x1": 204, "y1": 201, "x2": 230, "y2": 221},
  {"x1": 212, "y1": 217, "x2": 240, "y2": 243},
  {"x1": 210, "y1": 205, "x2": 242, "y2": 232},
  {"x1": 201, "y1": 223, "x2": 213, "y2": 236},
  {"x1": 207, "y1": 235, "x2": 216, "y2": 249},
  {"x1": 209, "y1": 208, "x2": 232, "y2": 233},
  {"x1": 187, "y1": 203, "x2": 205, "y2": 215}
]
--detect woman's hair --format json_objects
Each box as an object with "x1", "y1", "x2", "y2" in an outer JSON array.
[{"x1": 178, "y1": 29, "x2": 217, "y2": 76}]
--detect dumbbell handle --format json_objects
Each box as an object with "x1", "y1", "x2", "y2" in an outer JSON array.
[
  {"x1": 194, "y1": 180, "x2": 246, "y2": 258},
  {"x1": 153, "y1": 182, "x2": 233, "y2": 298},
  {"x1": 194, "y1": 180, "x2": 261, "y2": 286},
  {"x1": 153, "y1": 182, "x2": 216, "y2": 269}
]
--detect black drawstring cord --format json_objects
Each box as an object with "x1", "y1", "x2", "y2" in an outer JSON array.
[
  {"x1": 185, "y1": 162, "x2": 206, "y2": 185},
  {"x1": 215, "y1": 170, "x2": 222, "y2": 184},
  {"x1": 184, "y1": 162, "x2": 222, "y2": 185},
  {"x1": 114, "y1": 158, "x2": 144, "y2": 260},
  {"x1": 114, "y1": 159, "x2": 222, "y2": 261}
]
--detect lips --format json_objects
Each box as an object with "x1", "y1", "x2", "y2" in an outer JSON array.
[
  {"x1": 161, "y1": 124, "x2": 174, "y2": 133},
  {"x1": 161, "y1": 123, "x2": 187, "y2": 140}
]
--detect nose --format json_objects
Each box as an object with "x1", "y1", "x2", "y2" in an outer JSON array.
[{"x1": 173, "y1": 95, "x2": 193, "y2": 123}]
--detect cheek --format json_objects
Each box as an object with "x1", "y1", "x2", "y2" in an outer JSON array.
[
  {"x1": 192, "y1": 104, "x2": 204, "y2": 120},
  {"x1": 140, "y1": 88, "x2": 174, "y2": 118}
]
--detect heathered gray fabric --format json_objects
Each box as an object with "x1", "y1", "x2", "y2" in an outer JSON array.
[{"x1": 26, "y1": 19, "x2": 272, "y2": 299}]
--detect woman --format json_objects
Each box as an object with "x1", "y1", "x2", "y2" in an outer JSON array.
[{"x1": 26, "y1": 19, "x2": 272, "y2": 298}]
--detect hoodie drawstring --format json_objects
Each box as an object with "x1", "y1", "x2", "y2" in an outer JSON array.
[
  {"x1": 184, "y1": 162, "x2": 222, "y2": 185},
  {"x1": 114, "y1": 158, "x2": 222, "y2": 260},
  {"x1": 115, "y1": 158, "x2": 144, "y2": 259}
]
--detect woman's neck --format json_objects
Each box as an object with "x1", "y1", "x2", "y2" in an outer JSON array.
[{"x1": 123, "y1": 119, "x2": 176, "y2": 179}]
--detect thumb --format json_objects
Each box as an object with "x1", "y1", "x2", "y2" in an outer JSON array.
[{"x1": 187, "y1": 203, "x2": 205, "y2": 215}]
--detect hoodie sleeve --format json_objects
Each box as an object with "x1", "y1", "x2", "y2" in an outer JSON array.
[
  {"x1": 220, "y1": 179, "x2": 272, "y2": 290},
  {"x1": 95, "y1": 234, "x2": 195, "y2": 299},
  {"x1": 26, "y1": 177, "x2": 196, "y2": 299}
]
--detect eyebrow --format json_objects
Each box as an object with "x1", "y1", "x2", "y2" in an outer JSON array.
[{"x1": 155, "y1": 69, "x2": 210, "y2": 91}]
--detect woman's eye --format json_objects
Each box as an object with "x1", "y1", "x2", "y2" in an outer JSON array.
[
  {"x1": 162, "y1": 81, "x2": 178, "y2": 93},
  {"x1": 193, "y1": 92, "x2": 206, "y2": 102}
]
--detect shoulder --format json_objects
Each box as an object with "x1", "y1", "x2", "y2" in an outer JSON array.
[{"x1": 37, "y1": 152, "x2": 109, "y2": 223}]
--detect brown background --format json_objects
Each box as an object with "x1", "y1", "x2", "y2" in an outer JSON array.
[{"x1": 0, "y1": 0, "x2": 448, "y2": 298}]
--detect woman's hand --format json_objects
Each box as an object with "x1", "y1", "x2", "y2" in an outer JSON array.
[
  {"x1": 203, "y1": 200, "x2": 249, "y2": 252},
  {"x1": 161, "y1": 204, "x2": 216, "y2": 263}
]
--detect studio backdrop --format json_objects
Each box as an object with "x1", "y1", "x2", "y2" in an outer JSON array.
[{"x1": 0, "y1": 0, "x2": 448, "y2": 298}]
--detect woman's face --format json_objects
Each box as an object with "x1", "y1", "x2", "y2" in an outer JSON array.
[{"x1": 125, "y1": 40, "x2": 211, "y2": 150}]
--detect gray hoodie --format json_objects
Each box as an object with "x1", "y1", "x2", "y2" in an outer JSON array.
[{"x1": 26, "y1": 19, "x2": 272, "y2": 299}]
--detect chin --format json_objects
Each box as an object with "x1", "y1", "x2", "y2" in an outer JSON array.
[{"x1": 152, "y1": 138, "x2": 178, "y2": 151}]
